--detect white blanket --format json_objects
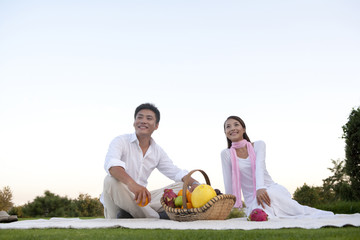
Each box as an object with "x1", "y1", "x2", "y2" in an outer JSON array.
[{"x1": 1, "y1": 214, "x2": 359, "y2": 230}]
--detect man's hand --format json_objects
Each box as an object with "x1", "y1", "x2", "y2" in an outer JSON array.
[
  {"x1": 189, "y1": 181, "x2": 200, "y2": 192},
  {"x1": 181, "y1": 176, "x2": 200, "y2": 192},
  {"x1": 256, "y1": 188, "x2": 271, "y2": 208},
  {"x1": 109, "y1": 166, "x2": 151, "y2": 206},
  {"x1": 128, "y1": 181, "x2": 152, "y2": 206}
]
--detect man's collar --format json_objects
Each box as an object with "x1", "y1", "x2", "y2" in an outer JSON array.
[
  {"x1": 130, "y1": 132, "x2": 156, "y2": 145},
  {"x1": 130, "y1": 132, "x2": 138, "y2": 143}
]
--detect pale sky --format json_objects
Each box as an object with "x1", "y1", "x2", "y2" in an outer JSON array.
[{"x1": 1, "y1": 1, "x2": 359, "y2": 206}]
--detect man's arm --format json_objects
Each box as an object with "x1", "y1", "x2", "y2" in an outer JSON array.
[
  {"x1": 109, "y1": 166, "x2": 151, "y2": 206},
  {"x1": 182, "y1": 176, "x2": 200, "y2": 192}
]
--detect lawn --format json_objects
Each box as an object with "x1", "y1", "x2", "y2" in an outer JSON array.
[{"x1": 1, "y1": 227, "x2": 359, "y2": 240}]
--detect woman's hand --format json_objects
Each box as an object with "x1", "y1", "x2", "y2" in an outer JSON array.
[{"x1": 256, "y1": 188, "x2": 270, "y2": 208}]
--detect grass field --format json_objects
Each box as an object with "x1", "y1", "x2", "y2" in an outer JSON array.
[{"x1": 1, "y1": 227, "x2": 360, "y2": 240}]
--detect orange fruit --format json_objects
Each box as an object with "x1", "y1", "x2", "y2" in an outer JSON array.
[
  {"x1": 177, "y1": 189, "x2": 192, "y2": 203},
  {"x1": 137, "y1": 196, "x2": 149, "y2": 207},
  {"x1": 177, "y1": 189, "x2": 183, "y2": 196},
  {"x1": 181, "y1": 203, "x2": 193, "y2": 209},
  {"x1": 191, "y1": 184, "x2": 216, "y2": 208}
]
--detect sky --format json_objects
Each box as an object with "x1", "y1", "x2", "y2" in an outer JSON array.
[{"x1": 0, "y1": 1, "x2": 359, "y2": 206}]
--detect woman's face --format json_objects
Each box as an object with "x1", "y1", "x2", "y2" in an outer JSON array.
[{"x1": 225, "y1": 118, "x2": 245, "y2": 142}]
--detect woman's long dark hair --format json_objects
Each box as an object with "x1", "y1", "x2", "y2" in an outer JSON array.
[{"x1": 224, "y1": 116, "x2": 251, "y2": 148}]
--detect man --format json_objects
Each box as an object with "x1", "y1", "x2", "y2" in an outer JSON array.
[{"x1": 101, "y1": 103, "x2": 199, "y2": 219}]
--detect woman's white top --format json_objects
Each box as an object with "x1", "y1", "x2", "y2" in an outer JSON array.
[
  {"x1": 221, "y1": 141, "x2": 273, "y2": 206},
  {"x1": 221, "y1": 140, "x2": 334, "y2": 218}
]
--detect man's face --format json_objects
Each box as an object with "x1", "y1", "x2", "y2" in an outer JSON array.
[{"x1": 133, "y1": 109, "x2": 159, "y2": 137}]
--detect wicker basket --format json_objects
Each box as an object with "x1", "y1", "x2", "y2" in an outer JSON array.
[{"x1": 160, "y1": 169, "x2": 236, "y2": 221}]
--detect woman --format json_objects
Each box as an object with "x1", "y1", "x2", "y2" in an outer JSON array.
[{"x1": 221, "y1": 116, "x2": 334, "y2": 219}]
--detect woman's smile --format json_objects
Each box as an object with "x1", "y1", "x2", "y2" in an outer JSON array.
[{"x1": 225, "y1": 118, "x2": 245, "y2": 142}]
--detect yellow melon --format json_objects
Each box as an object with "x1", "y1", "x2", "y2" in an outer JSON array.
[{"x1": 191, "y1": 184, "x2": 217, "y2": 208}]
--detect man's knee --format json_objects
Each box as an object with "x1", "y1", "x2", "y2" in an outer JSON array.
[
  {"x1": 103, "y1": 175, "x2": 132, "y2": 202},
  {"x1": 104, "y1": 175, "x2": 124, "y2": 192},
  {"x1": 104, "y1": 175, "x2": 117, "y2": 186}
]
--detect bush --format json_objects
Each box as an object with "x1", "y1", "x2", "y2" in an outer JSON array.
[
  {"x1": 315, "y1": 201, "x2": 360, "y2": 214},
  {"x1": 18, "y1": 190, "x2": 103, "y2": 218},
  {"x1": 75, "y1": 193, "x2": 103, "y2": 217},
  {"x1": 8, "y1": 206, "x2": 23, "y2": 218},
  {"x1": 21, "y1": 191, "x2": 76, "y2": 218},
  {"x1": 293, "y1": 183, "x2": 322, "y2": 207}
]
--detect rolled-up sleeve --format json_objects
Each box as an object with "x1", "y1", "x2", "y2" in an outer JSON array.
[{"x1": 104, "y1": 136, "x2": 126, "y2": 174}]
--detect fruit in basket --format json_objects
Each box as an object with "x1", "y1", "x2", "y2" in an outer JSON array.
[
  {"x1": 214, "y1": 189, "x2": 223, "y2": 195},
  {"x1": 174, "y1": 196, "x2": 183, "y2": 208},
  {"x1": 247, "y1": 208, "x2": 268, "y2": 221},
  {"x1": 191, "y1": 184, "x2": 217, "y2": 208},
  {"x1": 162, "y1": 189, "x2": 177, "y2": 208},
  {"x1": 182, "y1": 202, "x2": 192, "y2": 209},
  {"x1": 177, "y1": 189, "x2": 192, "y2": 203}
]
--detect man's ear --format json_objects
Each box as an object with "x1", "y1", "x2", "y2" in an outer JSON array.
[{"x1": 154, "y1": 123, "x2": 159, "y2": 130}]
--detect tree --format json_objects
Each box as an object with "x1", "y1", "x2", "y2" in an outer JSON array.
[
  {"x1": 20, "y1": 191, "x2": 104, "y2": 217},
  {"x1": 0, "y1": 186, "x2": 14, "y2": 211},
  {"x1": 342, "y1": 106, "x2": 360, "y2": 200},
  {"x1": 22, "y1": 190, "x2": 75, "y2": 217},
  {"x1": 322, "y1": 159, "x2": 353, "y2": 201},
  {"x1": 75, "y1": 193, "x2": 103, "y2": 217},
  {"x1": 293, "y1": 183, "x2": 321, "y2": 207},
  {"x1": 8, "y1": 206, "x2": 23, "y2": 218}
]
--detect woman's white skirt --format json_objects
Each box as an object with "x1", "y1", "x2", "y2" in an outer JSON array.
[{"x1": 245, "y1": 184, "x2": 334, "y2": 219}]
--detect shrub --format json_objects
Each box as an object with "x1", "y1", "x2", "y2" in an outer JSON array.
[
  {"x1": 293, "y1": 183, "x2": 321, "y2": 207},
  {"x1": 21, "y1": 190, "x2": 76, "y2": 218},
  {"x1": 75, "y1": 193, "x2": 104, "y2": 217},
  {"x1": 315, "y1": 201, "x2": 360, "y2": 214},
  {"x1": 8, "y1": 206, "x2": 23, "y2": 218},
  {"x1": 18, "y1": 191, "x2": 103, "y2": 218}
]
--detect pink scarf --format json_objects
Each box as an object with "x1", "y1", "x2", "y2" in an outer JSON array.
[{"x1": 230, "y1": 139, "x2": 256, "y2": 208}]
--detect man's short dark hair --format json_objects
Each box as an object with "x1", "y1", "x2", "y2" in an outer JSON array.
[{"x1": 134, "y1": 103, "x2": 160, "y2": 124}]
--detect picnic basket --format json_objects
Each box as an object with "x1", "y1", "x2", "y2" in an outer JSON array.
[{"x1": 160, "y1": 169, "x2": 236, "y2": 221}]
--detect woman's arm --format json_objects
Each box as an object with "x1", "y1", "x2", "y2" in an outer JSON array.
[
  {"x1": 255, "y1": 141, "x2": 271, "y2": 207},
  {"x1": 221, "y1": 149, "x2": 233, "y2": 194},
  {"x1": 255, "y1": 141, "x2": 266, "y2": 190}
]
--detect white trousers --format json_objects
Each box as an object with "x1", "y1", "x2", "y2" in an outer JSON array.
[{"x1": 102, "y1": 175, "x2": 183, "y2": 219}]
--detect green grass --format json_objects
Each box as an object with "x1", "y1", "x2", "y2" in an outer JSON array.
[{"x1": 1, "y1": 227, "x2": 359, "y2": 240}]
